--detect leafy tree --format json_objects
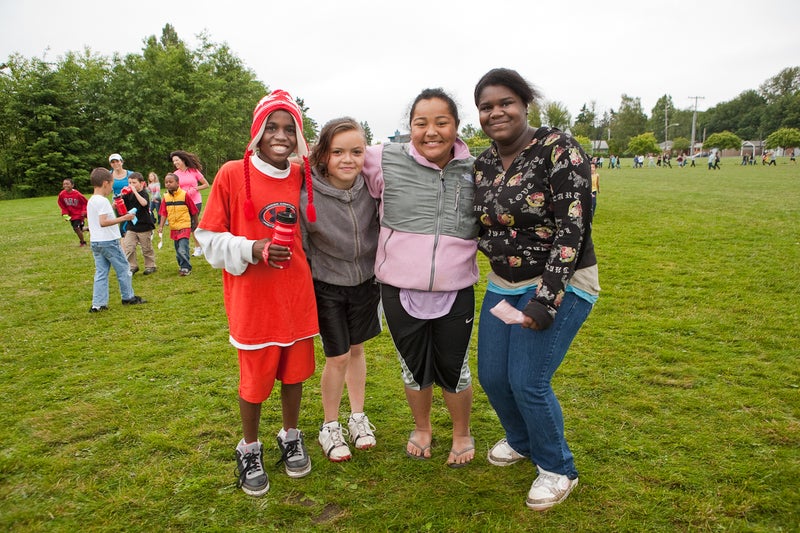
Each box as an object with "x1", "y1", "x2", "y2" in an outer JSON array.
[
  {"x1": 573, "y1": 102, "x2": 599, "y2": 139},
  {"x1": 191, "y1": 34, "x2": 267, "y2": 173},
  {"x1": 671, "y1": 136, "x2": 691, "y2": 154},
  {"x1": 607, "y1": 138, "x2": 625, "y2": 157},
  {"x1": 2, "y1": 56, "x2": 91, "y2": 196},
  {"x1": 764, "y1": 127, "x2": 800, "y2": 149},
  {"x1": 292, "y1": 97, "x2": 318, "y2": 147},
  {"x1": 572, "y1": 134, "x2": 592, "y2": 155},
  {"x1": 647, "y1": 95, "x2": 676, "y2": 143},
  {"x1": 611, "y1": 94, "x2": 648, "y2": 149},
  {"x1": 541, "y1": 101, "x2": 571, "y2": 130},
  {"x1": 703, "y1": 131, "x2": 742, "y2": 150},
  {"x1": 527, "y1": 103, "x2": 542, "y2": 128},
  {"x1": 460, "y1": 124, "x2": 490, "y2": 154},
  {"x1": 759, "y1": 66, "x2": 800, "y2": 103},
  {"x1": 626, "y1": 132, "x2": 660, "y2": 156},
  {"x1": 759, "y1": 93, "x2": 800, "y2": 133},
  {"x1": 360, "y1": 121, "x2": 373, "y2": 145},
  {"x1": 704, "y1": 90, "x2": 767, "y2": 140}
]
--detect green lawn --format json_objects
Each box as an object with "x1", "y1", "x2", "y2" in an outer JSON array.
[{"x1": 1, "y1": 158, "x2": 798, "y2": 532}]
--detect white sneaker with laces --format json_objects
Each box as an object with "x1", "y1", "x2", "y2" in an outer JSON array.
[
  {"x1": 318, "y1": 422, "x2": 352, "y2": 462},
  {"x1": 487, "y1": 438, "x2": 526, "y2": 466},
  {"x1": 526, "y1": 468, "x2": 578, "y2": 511},
  {"x1": 347, "y1": 413, "x2": 376, "y2": 449}
]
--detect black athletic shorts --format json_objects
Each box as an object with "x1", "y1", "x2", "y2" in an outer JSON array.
[
  {"x1": 380, "y1": 283, "x2": 474, "y2": 393},
  {"x1": 314, "y1": 278, "x2": 381, "y2": 357}
]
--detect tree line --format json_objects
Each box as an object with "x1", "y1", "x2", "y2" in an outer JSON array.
[
  {"x1": 0, "y1": 24, "x2": 314, "y2": 199},
  {"x1": 1, "y1": 23, "x2": 798, "y2": 199}
]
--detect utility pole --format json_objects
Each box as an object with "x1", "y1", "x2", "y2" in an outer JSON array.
[{"x1": 689, "y1": 96, "x2": 705, "y2": 156}]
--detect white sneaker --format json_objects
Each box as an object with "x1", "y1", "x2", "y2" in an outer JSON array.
[
  {"x1": 526, "y1": 468, "x2": 578, "y2": 511},
  {"x1": 318, "y1": 422, "x2": 351, "y2": 462},
  {"x1": 193, "y1": 247, "x2": 203, "y2": 257},
  {"x1": 487, "y1": 438, "x2": 526, "y2": 466},
  {"x1": 348, "y1": 413, "x2": 376, "y2": 450}
]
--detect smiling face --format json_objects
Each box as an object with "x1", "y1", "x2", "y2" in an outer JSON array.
[
  {"x1": 410, "y1": 97, "x2": 458, "y2": 169},
  {"x1": 172, "y1": 155, "x2": 186, "y2": 171},
  {"x1": 477, "y1": 84, "x2": 529, "y2": 146},
  {"x1": 257, "y1": 110, "x2": 298, "y2": 169},
  {"x1": 325, "y1": 129, "x2": 366, "y2": 190},
  {"x1": 62, "y1": 179, "x2": 74, "y2": 192}
]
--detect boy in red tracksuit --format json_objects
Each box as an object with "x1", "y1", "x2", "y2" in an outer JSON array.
[{"x1": 57, "y1": 178, "x2": 89, "y2": 246}]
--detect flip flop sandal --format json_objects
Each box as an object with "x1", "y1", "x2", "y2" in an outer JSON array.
[
  {"x1": 447, "y1": 436, "x2": 475, "y2": 468},
  {"x1": 405, "y1": 430, "x2": 431, "y2": 460}
]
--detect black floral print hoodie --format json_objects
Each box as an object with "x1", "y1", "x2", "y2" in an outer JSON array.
[{"x1": 473, "y1": 127, "x2": 597, "y2": 329}]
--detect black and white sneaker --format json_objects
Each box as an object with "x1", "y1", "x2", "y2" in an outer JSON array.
[
  {"x1": 235, "y1": 441, "x2": 269, "y2": 497},
  {"x1": 276, "y1": 428, "x2": 311, "y2": 478}
]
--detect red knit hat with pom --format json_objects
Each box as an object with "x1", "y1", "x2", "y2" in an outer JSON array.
[{"x1": 243, "y1": 90, "x2": 315, "y2": 222}]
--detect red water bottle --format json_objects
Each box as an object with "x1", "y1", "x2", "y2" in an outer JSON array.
[
  {"x1": 271, "y1": 210, "x2": 296, "y2": 267},
  {"x1": 113, "y1": 195, "x2": 128, "y2": 216}
]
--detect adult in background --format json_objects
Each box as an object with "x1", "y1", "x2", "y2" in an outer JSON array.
[
  {"x1": 472, "y1": 68, "x2": 600, "y2": 511},
  {"x1": 109, "y1": 153, "x2": 132, "y2": 197},
  {"x1": 170, "y1": 150, "x2": 209, "y2": 257},
  {"x1": 362, "y1": 88, "x2": 479, "y2": 467},
  {"x1": 109, "y1": 153, "x2": 134, "y2": 236}
]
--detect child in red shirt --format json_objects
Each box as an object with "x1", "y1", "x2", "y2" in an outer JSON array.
[
  {"x1": 196, "y1": 90, "x2": 319, "y2": 497},
  {"x1": 57, "y1": 178, "x2": 89, "y2": 246}
]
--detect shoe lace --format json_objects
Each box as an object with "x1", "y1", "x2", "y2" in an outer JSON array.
[
  {"x1": 236, "y1": 451, "x2": 263, "y2": 487},
  {"x1": 532, "y1": 471, "x2": 565, "y2": 495},
  {"x1": 328, "y1": 426, "x2": 349, "y2": 448},
  {"x1": 276, "y1": 437, "x2": 305, "y2": 466},
  {"x1": 350, "y1": 415, "x2": 376, "y2": 437}
]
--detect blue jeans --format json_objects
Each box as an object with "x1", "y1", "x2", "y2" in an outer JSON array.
[
  {"x1": 91, "y1": 240, "x2": 134, "y2": 306},
  {"x1": 174, "y1": 237, "x2": 191, "y2": 271},
  {"x1": 478, "y1": 289, "x2": 593, "y2": 478}
]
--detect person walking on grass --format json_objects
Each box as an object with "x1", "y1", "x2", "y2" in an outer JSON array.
[
  {"x1": 300, "y1": 117, "x2": 381, "y2": 462},
  {"x1": 158, "y1": 173, "x2": 199, "y2": 276},
  {"x1": 121, "y1": 172, "x2": 157, "y2": 275},
  {"x1": 170, "y1": 150, "x2": 209, "y2": 257},
  {"x1": 57, "y1": 178, "x2": 88, "y2": 247},
  {"x1": 147, "y1": 172, "x2": 162, "y2": 226},
  {"x1": 472, "y1": 68, "x2": 599, "y2": 511},
  {"x1": 196, "y1": 90, "x2": 318, "y2": 497},
  {"x1": 86, "y1": 168, "x2": 146, "y2": 312},
  {"x1": 362, "y1": 88, "x2": 479, "y2": 468}
]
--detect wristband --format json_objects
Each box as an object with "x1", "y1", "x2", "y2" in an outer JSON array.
[{"x1": 260, "y1": 240, "x2": 271, "y2": 263}]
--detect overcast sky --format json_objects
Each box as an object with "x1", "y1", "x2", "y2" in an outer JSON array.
[{"x1": 1, "y1": 0, "x2": 797, "y2": 142}]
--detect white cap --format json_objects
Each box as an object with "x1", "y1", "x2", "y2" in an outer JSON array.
[{"x1": 108, "y1": 153, "x2": 122, "y2": 162}]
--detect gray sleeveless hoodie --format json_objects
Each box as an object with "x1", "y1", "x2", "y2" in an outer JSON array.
[{"x1": 299, "y1": 171, "x2": 379, "y2": 286}]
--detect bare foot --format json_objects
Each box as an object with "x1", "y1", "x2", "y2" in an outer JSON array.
[
  {"x1": 447, "y1": 435, "x2": 475, "y2": 467},
  {"x1": 406, "y1": 429, "x2": 432, "y2": 459}
]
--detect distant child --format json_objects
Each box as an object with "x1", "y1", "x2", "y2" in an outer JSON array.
[
  {"x1": 158, "y1": 173, "x2": 199, "y2": 276},
  {"x1": 299, "y1": 117, "x2": 381, "y2": 462},
  {"x1": 147, "y1": 172, "x2": 162, "y2": 225},
  {"x1": 590, "y1": 162, "x2": 600, "y2": 214},
  {"x1": 86, "y1": 168, "x2": 146, "y2": 312},
  {"x1": 57, "y1": 178, "x2": 89, "y2": 246},
  {"x1": 121, "y1": 172, "x2": 157, "y2": 275},
  {"x1": 196, "y1": 90, "x2": 319, "y2": 497}
]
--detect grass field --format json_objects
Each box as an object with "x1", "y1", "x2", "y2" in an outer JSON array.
[{"x1": 1, "y1": 158, "x2": 798, "y2": 532}]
